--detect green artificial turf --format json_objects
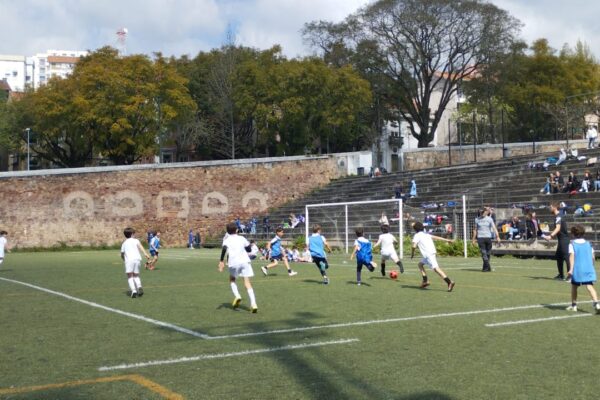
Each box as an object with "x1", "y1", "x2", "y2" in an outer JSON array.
[{"x1": 1, "y1": 249, "x2": 598, "y2": 399}]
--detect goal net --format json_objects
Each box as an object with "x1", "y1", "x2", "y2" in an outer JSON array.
[{"x1": 305, "y1": 199, "x2": 404, "y2": 257}]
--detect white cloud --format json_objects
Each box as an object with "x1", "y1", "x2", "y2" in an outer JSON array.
[{"x1": 3, "y1": 0, "x2": 600, "y2": 59}]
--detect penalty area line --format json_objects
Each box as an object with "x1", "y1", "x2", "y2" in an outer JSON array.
[
  {"x1": 98, "y1": 338, "x2": 360, "y2": 371},
  {"x1": 0, "y1": 277, "x2": 210, "y2": 340},
  {"x1": 485, "y1": 313, "x2": 591, "y2": 327}
]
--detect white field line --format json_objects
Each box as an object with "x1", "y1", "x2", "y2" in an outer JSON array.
[
  {"x1": 206, "y1": 301, "x2": 589, "y2": 340},
  {"x1": 98, "y1": 338, "x2": 360, "y2": 371},
  {"x1": 2, "y1": 277, "x2": 589, "y2": 341},
  {"x1": 485, "y1": 313, "x2": 591, "y2": 328},
  {"x1": 0, "y1": 277, "x2": 210, "y2": 339}
]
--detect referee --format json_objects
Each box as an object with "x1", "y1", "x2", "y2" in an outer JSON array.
[
  {"x1": 542, "y1": 202, "x2": 570, "y2": 280},
  {"x1": 472, "y1": 207, "x2": 501, "y2": 272}
]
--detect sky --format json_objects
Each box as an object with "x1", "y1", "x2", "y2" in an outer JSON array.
[{"x1": 1, "y1": 0, "x2": 600, "y2": 59}]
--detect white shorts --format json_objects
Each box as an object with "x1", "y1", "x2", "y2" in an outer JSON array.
[
  {"x1": 420, "y1": 255, "x2": 439, "y2": 270},
  {"x1": 381, "y1": 250, "x2": 399, "y2": 262},
  {"x1": 125, "y1": 260, "x2": 141, "y2": 274},
  {"x1": 229, "y1": 263, "x2": 254, "y2": 278}
]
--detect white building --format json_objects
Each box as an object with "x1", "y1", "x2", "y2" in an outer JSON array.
[
  {"x1": 31, "y1": 50, "x2": 88, "y2": 88},
  {"x1": 0, "y1": 55, "x2": 29, "y2": 92}
]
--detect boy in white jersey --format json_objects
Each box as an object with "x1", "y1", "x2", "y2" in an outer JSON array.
[
  {"x1": 219, "y1": 223, "x2": 258, "y2": 313},
  {"x1": 121, "y1": 227, "x2": 151, "y2": 298},
  {"x1": 0, "y1": 231, "x2": 8, "y2": 265},
  {"x1": 411, "y1": 222, "x2": 455, "y2": 292},
  {"x1": 373, "y1": 225, "x2": 404, "y2": 276}
]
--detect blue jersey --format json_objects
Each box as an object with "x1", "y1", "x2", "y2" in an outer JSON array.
[
  {"x1": 571, "y1": 240, "x2": 596, "y2": 283},
  {"x1": 150, "y1": 236, "x2": 161, "y2": 251},
  {"x1": 309, "y1": 233, "x2": 327, "y2": 258},
  {"x1": 355, "y1": 237, "x2": 372, "y2": 264},
  {"x1": 270, "y1": 236, "x2": 283, "y2": 257}
]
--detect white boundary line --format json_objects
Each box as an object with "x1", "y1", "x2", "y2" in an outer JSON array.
[
  {"x1": 0, "y1": 277, "x2": 211, "y2": 339},
  {"x1": 2, "y1": 277, "x2": 590, "y2": 341},
  {"x1": 485, "y1": 313, "x2": 591, "y2": 327},
  {"x1": 98, "y1": 338, "x2": 359, "y2": 371},
  {"x1": 206, "y1": 301, "x2": 586, "y2": 340}
]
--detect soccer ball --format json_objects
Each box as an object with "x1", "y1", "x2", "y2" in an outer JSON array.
[{"x1": 389, "y1": 270, "x2": 398, "y2": 279}]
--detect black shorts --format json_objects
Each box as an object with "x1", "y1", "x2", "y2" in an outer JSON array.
[
  {"x1": 571, "y1": 280, "x2": 594, "y2": 286},
  {"x1": 312, "y1": 256, "x2": 329, "y2": 270},
  {"x1": 270, "y1": 254, "x2": 283, "y2": 261}
]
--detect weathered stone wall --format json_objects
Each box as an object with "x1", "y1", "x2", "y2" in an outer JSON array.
[
  {"x1": 0, "y1": 156, "x2": 341, "y2": 248},
  {"x1": 402, "y1": 140, "x2": 587, "y2": 171}
]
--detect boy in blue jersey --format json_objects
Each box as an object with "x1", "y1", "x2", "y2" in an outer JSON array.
[
  {"x1": 261, "y1": 227, "x2": 298, "y2": 277},
  {"x1": 566, "y1": 225, "x2": 600, "y2": 313},
  {"x1": 309, "y1": 224, "x2": 332, "y2": 284},
  {"x1": 145, "y1": 231, "x2": 161, "y2": 270},
  {"x1": 350, "y1": 227, "x2": 376, "y2": 285}
]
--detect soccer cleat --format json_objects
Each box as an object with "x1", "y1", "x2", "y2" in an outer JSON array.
[
  {"x1": 357, "y1": 282, "x2": 361, "y2": 286},
  {"x1": 232, "y1": 297, "x2": 242, "y2": 308},
  {"x1": 131, "y1": 291, "x2": 138, "y2": 298},
  {"x1": 554, "y1": 274, "x2": 565, "y2": 280},
  {"x1": 288, "y1": 270, "x2": 298, "y2": 277},
  {"x1": 261, "y1": 266, "x2": 268, "y2": 276},
  {"x1": 566, "y1": 305, "x2": 578, "y2": 312},
  {"x1": 138, "y1": 288, "x2": 144, "y2": 297},
  {"x1": 251, "y1": 307, "x2": 258, "y2": 313},
  {"x1": 447, "y1": 282, "x2": 455, "y2": 292},
  {"x1": 368, "y1": 265, "x2": 375, "y2": 272},
  {"x1": 595, "y1": 303, "x2": 600, "y2": 314},
  {"x1": 420, "y1": 281, "x2": 430, "y2": 289},
  {"x1": 323, "y1": 277, "x2": 329, "y2": 285}
]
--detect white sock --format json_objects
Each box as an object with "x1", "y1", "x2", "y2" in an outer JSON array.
[
  {"x1": 133, "y1": 276, "x2": 142, "y2": 289},
  {"x1": 247, "y1": 288, "x2": 257, "y2": 308},
  {"x1": 128, "y1": 277, "x2": 137, "y2": 293},
  {"x1": 230, "y1": 282, "x2": 241, "y2": 299}
]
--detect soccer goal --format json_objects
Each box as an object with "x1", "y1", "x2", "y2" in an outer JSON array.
[{"x1": 305, "y1": 199, "x2": 404, "y2": 257}]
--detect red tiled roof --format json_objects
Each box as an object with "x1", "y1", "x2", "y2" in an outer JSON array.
[{"x1": 47, "y1": 56, "x2": 81, "y2": 64}]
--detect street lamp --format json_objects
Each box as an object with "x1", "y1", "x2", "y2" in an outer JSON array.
[{"x1": 25, "y1": 128, "x2": 30, "y2": 171}]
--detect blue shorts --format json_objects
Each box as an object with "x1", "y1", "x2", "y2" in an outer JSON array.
[
  {"x1": 270, "y1": 254, "x2": 283, "y2": 261},
  {"x1": 150, "y1": 250, "x2": 159, "y2": 257}
]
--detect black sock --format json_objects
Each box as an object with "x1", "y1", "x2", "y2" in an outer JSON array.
[
  {"x1": 381, "y1": 263, "x2": 386, "y2": 274},
  {"x1": 444, "y1": 277, "x2": 452, "y2": 284},
  {"x1": 422, "y1": 275, "x2": 428, "y2": 282}
]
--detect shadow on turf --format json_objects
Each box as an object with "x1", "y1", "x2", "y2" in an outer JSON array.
[{"x1": 527, "y1": 276, "x2": 563, "y2": 281}]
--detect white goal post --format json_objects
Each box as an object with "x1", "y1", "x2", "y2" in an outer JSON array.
[{"x1": 305, "y1": 199, "x2": 404, "y2": 257}]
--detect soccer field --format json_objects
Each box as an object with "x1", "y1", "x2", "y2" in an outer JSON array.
[{"x1": 1, "y1": 249, "x2": 598, "y2": 400}]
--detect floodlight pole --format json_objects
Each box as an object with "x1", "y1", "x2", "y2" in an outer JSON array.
[
  {"x1": 462, "y1": 195, "x2": 468, "y2": 258},
  {"x1": 25, "y1": 128, "x2": 31, "y2": 171}
]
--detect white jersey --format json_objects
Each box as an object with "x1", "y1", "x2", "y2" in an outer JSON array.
[
  {"x1": 249, "y1": 244, "x2": 259, "y2": 258},
  {"x1": 412, "y1": 231, "x2": 436, "y2": 258},
  {"x1": 0, "y1": 236, "x2": 6, "y2": 257},
  {"x1": 377, "y1": 233, "x2": 397, "y2": 255},
  {"x1": 121, "y1": 238, "x2": 143, "y2": 263},
  {"x1": 223, "y1": 234, "x2": 251, "y2": 267}
]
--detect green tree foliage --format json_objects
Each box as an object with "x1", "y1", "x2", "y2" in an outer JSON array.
[
  {"x1": 466, "y1": 39, "x2": 600, "y2": 142},
  {"x1": 173, "y1": 46, "x2": 372, "y2": 158},
  {"x1": 304, "y1": 0, "x2": 519, "y2": 148},
  {"x1": 2, "y1": 47, "x2": 196, "y2": 167}
]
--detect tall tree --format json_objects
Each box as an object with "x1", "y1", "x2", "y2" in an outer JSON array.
[{"x1": 304, "y1": 0, "x2": 520, "y2": 147}]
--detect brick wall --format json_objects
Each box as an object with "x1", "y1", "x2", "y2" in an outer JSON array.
[{"x1": 0, "y1": 156, "x2": 341, "y2": 248}]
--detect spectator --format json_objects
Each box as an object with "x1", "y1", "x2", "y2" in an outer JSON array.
[
  {"x1": 379, "y1": 212, "x2": 389, "y2": 226},
  {"x1": 508, "y1": 216, "x2": 521, "y2": 240},
  {"x1": 587, "y1": 125, "x2": 598, "y2": 149},
  {"x1": 595, "y1": 170, "x2": 600, "y2": 192},
  {"x1": 289, "y1": 214, "x2": 299, "y2": 229},
  {"x1": 556, "y1": 148, "x2": 567, "y2": 166},
  {"x1": 195, "y1": 231, "x2": 201, "y2": 248},
  {"x1": 235, "y1": 217, "x2": 246, "y2": 233},
  {"x1": 525, "y1": 212, "x2": 542, "y2": 239},
  {"x1": 188, "y1": 229, "x2": 194, "y2": 249},
  {"x1": 299, "y1": 245, "x2": 312, "y2": 263},
  {"x1": 580, "y1": 171, "x2": 592, "y2": 192},
  {"x1": 551, "y1": 171, "x2": 564, "y2": 193},
  {"x1": 540, "y1": 173, "x2": 554, "y2": 195},
  {"x1": 564, "y1": 172, "x2": 579, "y2": 193},
  {"x1": 249, "y1": 217, "x2": 257, "y2": 234},
  {"x1": 409, "y1": 179, "x2": 417, "y2": 198},
  {"x1": 263, "y1": 216, "x2": 270, "y2": 236}
]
